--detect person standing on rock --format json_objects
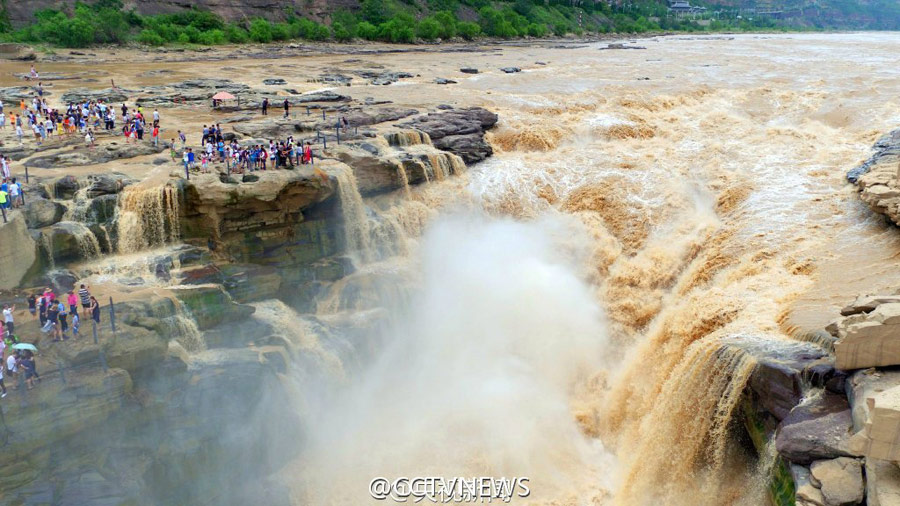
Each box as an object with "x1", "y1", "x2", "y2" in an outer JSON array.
[
  {"x1": 78, "y1": 284, "x2": 91, "y2": 314},
  {"x1": 262, "y1": 97, "x2": 268, "y2": 116},
  {"x1": 46, "y1": 302, "x2": 60, "y2": 341},
  {"x1": 90, "y1": 296, "x2": 100, "y2": 325},
  {"x1": 303, "y1": 142, "x2": 312, "y2": 164},
  {"x1": 9, "y1": 178, "x2": 19, "y2": 209},
  {"x1": 27, "y1": 294, "x2": 36, "y2": 320},
  {"x1": 6, "y1": 353, "x2": 18, "y2": 389},
  {"x1": 67, "y1": 290, "x2": 78, "y2": 317},
  {"x1": 21, "y1": 353, "x2": 38, "y2": 390},
  {"x1": 57, "y1": 300, "x2": 69, "y2": 340},
  {"x1": 152, "y1": 124, "x2": 159, "y2": 147},
  {"x1": 283, "y1": 99, "x2": 290, "y2": 119},
  {"x1": 0, "y1": 357, "x2": 7, "y2": 398},
  {"x1": 3, "y1": 304, "x2": 14, "y2": 338}
]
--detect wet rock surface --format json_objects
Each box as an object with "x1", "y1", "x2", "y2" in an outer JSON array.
[
  {"x1": 853, "y1": 129, "x2": 900, "y2": 225},
  {"x1": 399, "y1": 107, "x2": 498, "y2": 164},
  {"x1": 776, "y1": 393, "x2": 855, "y2": 464}
]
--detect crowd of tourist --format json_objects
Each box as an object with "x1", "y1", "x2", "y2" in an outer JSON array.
[
  {"x1": 1, "y1": 284, "x2": 102, "y2": 396},
  {"x1": 177, "y1": 123, "x2": 316, "y2": 174}
]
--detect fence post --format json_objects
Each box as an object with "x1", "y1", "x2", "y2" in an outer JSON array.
[
  {"x1": 336, "y1": 127, "x2": 340, "y2": 145},
  {"x1": 185, "y1": 164, "x2": 190, "y2": 181},
  {"x1": 109, "y1": 297, "x2": 117, "y2": 338},
  {"x1": 24, "y1": 165, "x2": 29, "y2": 184},
  {"x1": 57, "y1": 358, "x2": 66, "y2": 384},
  {"x1": 1, "y1": 206, "x2": 6, "y2": 224},
  {"x1": 92, "y1": 319, "x2": 98, "y2": 344},
  {"x1": 321, "y1": 109, "x2": 325, "y2": 120},
  {"x1": 306, "y1": 106, "x2": 310, "y2": 116},
  {"x1": 99, "y1": 350, "x2": 108, "y2": 373}
]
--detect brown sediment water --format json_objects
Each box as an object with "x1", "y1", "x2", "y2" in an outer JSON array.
[{"x1": 4, "y1": 33, "x2": 900, "y2": 505}]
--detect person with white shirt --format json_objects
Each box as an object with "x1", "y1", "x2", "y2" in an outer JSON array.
[{"x1": 3, "y1": 304, "x2": 14, "y2": 336}]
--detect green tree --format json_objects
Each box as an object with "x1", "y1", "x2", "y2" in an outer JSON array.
[
  {"x1": 248, "y1": 18, "x2": 273, "y2": 42},
  {"x1": 417, "y1": 17, "x2": 442, "y2": 40},
  {"x1": 457, "y1": 21, "x2": 480, "y2": 39},
  {"x1": 361, "y1": 0, "x2": 391, "y2": 24}
]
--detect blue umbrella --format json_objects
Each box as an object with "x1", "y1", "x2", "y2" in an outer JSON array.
[{"x1": 12, "y1": 343, "x2": 37, "y2": 352}]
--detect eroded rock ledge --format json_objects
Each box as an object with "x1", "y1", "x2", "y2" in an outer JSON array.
[{"x1": 851, "y1": 129, "x2": 900, "y2": 224}]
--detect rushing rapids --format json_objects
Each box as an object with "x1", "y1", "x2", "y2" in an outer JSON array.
[{"x1": 3, "y1": 33, "x2": 900, "y2": 505}]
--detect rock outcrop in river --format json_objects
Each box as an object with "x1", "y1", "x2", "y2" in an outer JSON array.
[{"x1": 851, "y1": 129, "x2": 900, "y2": 224}]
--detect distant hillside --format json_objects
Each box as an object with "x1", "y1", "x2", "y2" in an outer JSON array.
[
  {"x1": 0, "y1": 0, "x2": 897, "y2": 48},
  {"x1": 699, "y1": 0, "x2": 900, "y2": 29}
]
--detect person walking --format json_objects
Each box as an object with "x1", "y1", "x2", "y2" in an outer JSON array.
[
  {"x1": 261, "y1": 97, "x2": 268, "y2": 116},
  {"x1": 283, "y1": 98, "x2": 290, "y2": 119}
]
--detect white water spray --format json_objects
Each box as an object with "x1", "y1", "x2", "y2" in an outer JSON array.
[{"x1": 292, "y1": 213, "x2": 616, "y2": 504}]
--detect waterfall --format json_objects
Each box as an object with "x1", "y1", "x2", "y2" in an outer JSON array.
[
  {"x1": 614, "y1": 338, "x2": 759, "y2": 505},
  {"x1": 252, "y1": 299, "x2": 347, "y2": 378},
  {"x1": 116, "y1": 185, "x2": 181, "y2": 254},
  {"x1": 70, "y1": 222, "x2": 102, "y2": 259},
  {"x1": 333, "y1": 166, "x2": 375, "y2": 264},
  {"x1": 384, "y1": 130, "x2": 432, "y2": 147},
  {"x1": 40, "y1": 232, "x2": 55, "y2": 268},
  {"x1": 164, "y1": 302, "x2": 205, "y2": 352},
  {"x1": 425, "y1": 153, "x2": 466, "y2": 180}
]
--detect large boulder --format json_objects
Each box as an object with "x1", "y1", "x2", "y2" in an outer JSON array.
[
  {"x1": 737, "y1": 337, "x2": 835, "y2": 420},
  {"x1": 232, "y1": 119, "x2": 298, "y2": 140},
  {"x1": 179, "y1": 167, "x2": 338, "y2": 242},
  {"x1": 400, "y1": 107, "x2": 498, "y2": 164},
  {"x1": 832, "y1": 302, "x2": 900, "y2": 370},
  {"x1": 42, "y1": 221, "x2": 101, "y2": 265},
  {"x1": 809, "y1": 458, "x2": 865, "y2": 506},
  {"x1": 776, "y1": 393, "x2": 855, "y2": 464},
  {"x1": 23, "y1": 198, "x2": 66, "y2": 228},
  {"x1": 792, "y1": 465, "x2": 827, "y2": 506},
  {"x1": 854, "y1": 129, "x2": 900, "y2": 223},
  {"x1": 86, "y1": 173, "x2": 133, "y2": 198},
  {"x1": 0, "y1": 43, "x2": 35, "y2": 61},
  {"x1": 0, "y1": 213, "x2": 38, "y2": 289},
  {"x1": 866, "y1": 459, "x2": 900, "y2": 506},
  {"x1": 60, "y1": 87, "x2": 129, "y2": 104},
  {"x1": 27, "y1": 142, "x2": 165, "y2": 169},
  {"x1": 848, "y1": 381, "x2": 900, "y2": 461}
]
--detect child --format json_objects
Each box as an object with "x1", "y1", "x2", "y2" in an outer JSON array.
[
  {"x1": 72, "y1": 312, "x2": 80, "y2": 340},
  {"x1": 200, "y1": 153, "x2": 209, "y2": 172},
  {"x1": 170, "y1": 140, "x2": 178, "y2": 161}
]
